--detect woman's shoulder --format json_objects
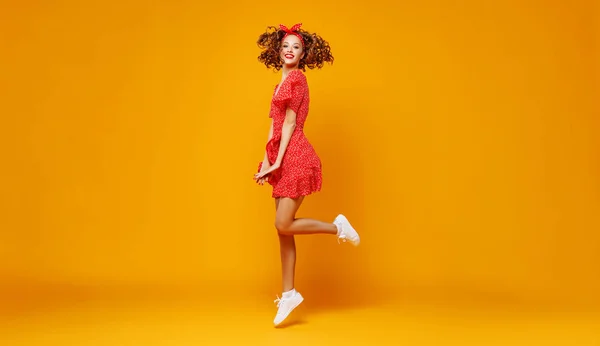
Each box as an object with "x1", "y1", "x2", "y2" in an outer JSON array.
[
  {"x1": 293, "y1": 69, "x2": 306, "y2": 77},
  {"x1": 290, "y1": 69, "x2": 307, "y2": 84}
]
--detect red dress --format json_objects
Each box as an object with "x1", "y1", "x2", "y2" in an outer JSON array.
[{"x1": 258, "y1": 69, "x2": 322, "y2": 199}]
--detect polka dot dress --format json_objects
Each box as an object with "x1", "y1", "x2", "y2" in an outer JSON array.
[{"x1": 258, "y1": 69, "x2": 322, "y2": 199}]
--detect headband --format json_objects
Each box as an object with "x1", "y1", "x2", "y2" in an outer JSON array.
[{"x1": 279, "y1": 23, "x2": 304, "y2": 46}]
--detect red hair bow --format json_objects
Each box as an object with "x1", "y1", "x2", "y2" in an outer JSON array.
[{"x1": 279, "y1": 23, "x2": 304, "y2": 46}]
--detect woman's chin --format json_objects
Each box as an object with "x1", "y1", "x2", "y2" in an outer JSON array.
[{"x1": 282, "y1": 61, "x2": 300, "y2": 69}]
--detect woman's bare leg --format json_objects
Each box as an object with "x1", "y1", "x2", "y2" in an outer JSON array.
[
  {"x1": 275, "y1": 196, "x2": 338, "y2": 236},
  {"x1": 272, "y1": 196, "x2": 359, "y2": 326},
  {"x1": 276, "y1": 196, "x2": 337, "y2": 292},
  {"x1": 275, "y1": 198, "x2": 297, "y2": 292}
]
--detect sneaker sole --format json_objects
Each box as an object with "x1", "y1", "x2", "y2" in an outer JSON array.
[{"x1": 274, "y1": 295, "x2": 304, "y2": 327}]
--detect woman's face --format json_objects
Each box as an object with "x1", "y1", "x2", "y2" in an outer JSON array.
[{"x1": 280, "y1": 34, "x2": 304, "y2": 68}]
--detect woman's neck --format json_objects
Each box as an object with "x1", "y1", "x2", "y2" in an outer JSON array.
[{"x1": 281, "y1": 65, "x2": 299, "y2": 79}]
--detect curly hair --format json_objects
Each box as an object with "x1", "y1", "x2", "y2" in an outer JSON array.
[{"x1": 257, "y1": 25, "x2": 334, "y2": 71}]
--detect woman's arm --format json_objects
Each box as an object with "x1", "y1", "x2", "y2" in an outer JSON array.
[
  {"x1": 254, "y1": 109, "x2": 296, "y2": 180},
  {"x1": 273, "y1": 108, "x2": 297, "y2": 166},
  {"x1": 262, "y1": 119, "x2": 274, "y2": 166}
]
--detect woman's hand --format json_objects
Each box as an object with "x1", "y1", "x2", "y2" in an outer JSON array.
[
  {"x1": 254, "y1": 161, "x2": 281, "y2": 183},
  {"x1": 254, "y1": 161, "x2": 270, "y2": 185},
  {"x1": 256, "y1": 173, "x2": 269, "y2": 185}
]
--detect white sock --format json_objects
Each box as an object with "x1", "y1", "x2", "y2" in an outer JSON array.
[{"x1": 282, "y1": 288, "x2": 296, "y2": 299}]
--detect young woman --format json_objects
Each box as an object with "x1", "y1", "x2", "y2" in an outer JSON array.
[{"x1": 254, "y1": 23, "x2": 361, "y2": 327}]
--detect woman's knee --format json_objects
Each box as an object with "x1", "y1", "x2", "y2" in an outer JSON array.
[{"x1": 275, "y1": 218, "x2": 292, "y2": 234}]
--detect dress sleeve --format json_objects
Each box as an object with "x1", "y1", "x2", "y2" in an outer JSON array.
[
  {"x1": 278, "y1": 71, "x2": 305, "y2": 114},
  {"x1": 288, "y1": 73, "x2": 305, "y2": 114}
]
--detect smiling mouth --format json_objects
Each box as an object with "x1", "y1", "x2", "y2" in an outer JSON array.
[{"x1": 285, "y1": 54, "x2": 295, "y2": 59}]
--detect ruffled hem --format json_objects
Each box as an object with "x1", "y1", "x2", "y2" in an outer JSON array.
[{"x1": 271, "y1": 166, "x2": 322, "y2": 199}]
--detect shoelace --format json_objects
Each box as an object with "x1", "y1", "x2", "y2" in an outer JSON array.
[{"x1": 274, "y1": 295, "x2": 284, "y2": 307}]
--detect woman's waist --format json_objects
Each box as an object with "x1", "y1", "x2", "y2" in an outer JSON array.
[
  {"x1": 269, "y1": 129, "x2": 307, "y2": 143},
  {"x1": 272, "y1": 121, "x2": 305, "y2": 131},
  {"x1": 266, "y1": 131, "x2": 310, "y2": 150}
]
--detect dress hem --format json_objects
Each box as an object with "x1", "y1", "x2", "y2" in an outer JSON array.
[{"x1": 271, "y1": 189, "x2": 321, "y2": 199}]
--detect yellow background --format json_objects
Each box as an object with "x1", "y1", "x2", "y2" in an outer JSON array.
[{"x1": 1, "y1": 0, "x2": 598, "y2": 310}]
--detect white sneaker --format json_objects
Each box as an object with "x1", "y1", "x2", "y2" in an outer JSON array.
[
  {"x1": 334, "y1": 214, "x2": 360, "y2": 246},
  {"x1": 273, "y1": 291, "x2": 304, "y2": 326}
]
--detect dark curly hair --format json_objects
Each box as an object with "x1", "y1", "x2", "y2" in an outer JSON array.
[{"x1": 257, "y1": 25, "x2": 334, "y2": 71}]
